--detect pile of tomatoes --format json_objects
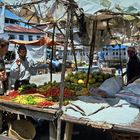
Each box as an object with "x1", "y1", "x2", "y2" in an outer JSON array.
[{"x1": 42, "y1": 87, "x2": 74, "y2": 101}]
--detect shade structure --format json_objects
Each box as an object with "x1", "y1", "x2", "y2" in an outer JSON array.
[
  {"x1": 2, "y1": 0, "x2": 140, "y2": 24},
  {"x1": 9, "y1": 36, "x2": 61, "y2": 46}
]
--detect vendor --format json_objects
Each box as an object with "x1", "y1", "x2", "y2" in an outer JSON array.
[
  {"x1": 10, "y1": 45, "x2": 36, "y2": 90},
  {"x1": 0, "y1": 38, "x2": 9, "y2": 94},
  {"x1": 123, "y1": 46, "x2": 140, "y2": 84}
]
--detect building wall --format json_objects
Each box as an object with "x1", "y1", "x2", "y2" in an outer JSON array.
[
  {"x1": 0, "y1": 31, "x2": 43, "y2": 41},
  {"x1": 103, "y1": 47, "x2": 128, "y2": 61}
]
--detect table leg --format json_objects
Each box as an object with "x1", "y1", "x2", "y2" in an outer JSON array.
[
  {"x1": 49, "y1": 122, "x2": 57, "y2": 140},
  {"x1": 0, "y1": 111, "x2": 3, "y2": 133},
  {"x1": 64, "y1": 122, "x2": 73, "y2": 140}
]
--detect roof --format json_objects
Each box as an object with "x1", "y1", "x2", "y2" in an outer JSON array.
[
  {"x1": 0, "y1": 7, "x2": 23, "y2": 20},
  {"x1": 105, "y1": 44, "x2": 126, "y2": 50},
  {"x1": 5, "y1": 25, "x2": 44, "y2": 34}
]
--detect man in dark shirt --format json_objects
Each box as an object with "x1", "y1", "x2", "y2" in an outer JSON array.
[
  {"x1": 0, "y1": 38, "x2": 9, "y2": 94},
  {"x1": 126, "y1": 46, "x2": 140, "y2": 84}
]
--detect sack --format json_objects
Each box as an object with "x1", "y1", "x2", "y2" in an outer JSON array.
[
  {"x1": 8, "y1": 120, "x2": 36, "y2": 140},
  {"x1": 98, "y1": 76, "x2": 123, "y2": 97},
  {"x1": 116, "y1": 83, "x2": 140, "y2": 107},
  {"x1": 116, "y1": 93, "x2": 140, "y2": 107},
  {"x1": 120, "y1": 83, "x2": 140, "y2": 96}
]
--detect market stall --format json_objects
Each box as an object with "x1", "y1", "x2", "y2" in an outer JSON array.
[
  {"x1": 0, "y1": 95, "x2": 58, "y2": 140},
  {"x1": 0, "y1": 0, "x2": 140, "y2": 140},
  {"x1": 61, "y1": 110, "x2": 140, "y2": 140},
  {"x1": 60, "y1": 76, "x2": 140, "y2": 140}
]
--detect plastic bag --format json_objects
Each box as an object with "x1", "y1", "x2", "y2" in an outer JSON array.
[
  {"x1": 119, "y1": 83, "x2": 140, "y2": 96},
  {"x1": 116, "y1": 83, "x2": 140, "y2": 107},
  {"x1": 98, "y1": 76, "x2": 123, "y2": 97}
]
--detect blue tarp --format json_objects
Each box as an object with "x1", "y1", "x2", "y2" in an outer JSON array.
[
  {"x1": 105, "y1": 45, "x2": 127, "y2": 50},
  {"x1": 0, "y1": 8, "x2": 23, "y2": 20},
  {"x1": 112, "y1": 45, "x2": 126, "y2": 50}
]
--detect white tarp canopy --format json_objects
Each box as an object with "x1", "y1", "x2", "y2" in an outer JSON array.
[{"x1": 2, "y1": 0, "x2": 140, "y2": 24}]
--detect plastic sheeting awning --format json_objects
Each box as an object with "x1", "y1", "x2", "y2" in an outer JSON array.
[
  {"x1": 1, "y1": 0, "x2": 140, "y2": 24},
  {"x1": 9, "y1": 36, "x2": 61, "y2": 46}
]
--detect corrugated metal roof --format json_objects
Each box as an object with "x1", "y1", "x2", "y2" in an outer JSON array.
[{"x1": 5, "y1": 25, "x2": 44, "y2": 34}]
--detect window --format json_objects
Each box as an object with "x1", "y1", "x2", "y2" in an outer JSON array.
[
  {"x1": 36, "y1": 35, "x2": 41, "y2": 40},
  {"x1": 5, "y1": 18, "x2": 9, "y2": 23},
  {"x1": 10, "y1": 19, "x2": 17, "y2": 24},
  {"x1": 19, "y1": 35, "x2": 24, "y2": 40},
  {"x1": 28, "y1": 35, "x2": 33, "y2": 41},
  {"x1": 8, "y1": 34, "x2": 15, "y2": 39}
]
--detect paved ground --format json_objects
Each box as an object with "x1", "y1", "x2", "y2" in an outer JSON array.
[{"x1": 30, "y1": 73, "x2": 61, "y2": 86}]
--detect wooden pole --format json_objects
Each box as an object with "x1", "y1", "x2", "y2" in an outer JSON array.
[
  {"x1": 50, "y1": 23, "x2": 56, "y2": 83},
  {"x1": 70, "y1": 9, "x2": 78, "y2": 71},
  {"x1": 86, "y1": 19, "x2": 97, "y2": 87},
  {"x1": 57, "y1": 5, "x2": 71, "y2": 140}
]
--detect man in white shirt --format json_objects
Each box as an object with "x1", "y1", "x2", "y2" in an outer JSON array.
[{"x1": 10, "y1": 45, "x2": 35, "y2": 90}]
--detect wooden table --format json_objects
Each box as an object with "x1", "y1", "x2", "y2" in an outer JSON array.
[
  {"x1": 61, "y1": 112, "x2": 140, "y2": 140},
  {"x1": 0, "y1": 100, "x2": 59, "y2": 140}
]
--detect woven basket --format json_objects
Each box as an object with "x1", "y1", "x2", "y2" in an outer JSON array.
[
  {"x1": 8, "y1": 120, "x2": 36, "y2": 140},
  {"x1": 112, "y1": 132, "x2": 140, "y2": 140}
]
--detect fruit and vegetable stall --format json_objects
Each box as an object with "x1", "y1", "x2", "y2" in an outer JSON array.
[
  {"x1": 0, "y1": 71, "x2": 140, "y2": 140},
  {"x1": 0, "y1": 71, "x2": 114, "y2": 107},
  {"x1": 0, "y1": 71, "x2": 115, "y2": 139}
]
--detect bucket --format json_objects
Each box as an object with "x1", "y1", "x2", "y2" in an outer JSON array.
[{"x1": 8, "y1": 120, "x2": 36, "y2": 140}]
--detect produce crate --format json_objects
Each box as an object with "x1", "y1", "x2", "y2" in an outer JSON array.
[{"x1": 112, "y1": 131, "x2": 140, "y2": 140}]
